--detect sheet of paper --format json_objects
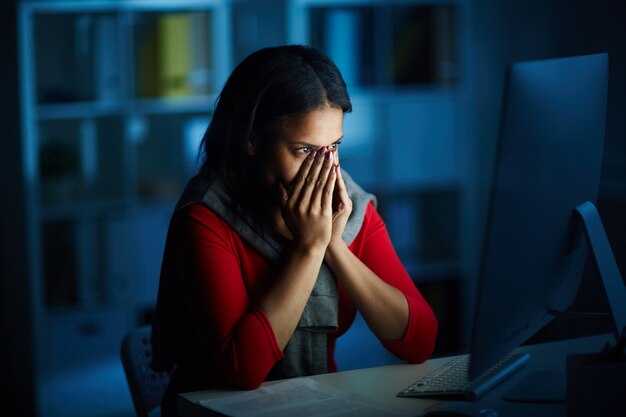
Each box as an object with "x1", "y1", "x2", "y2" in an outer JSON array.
[{"x1": 198, "y1": 377, "x2": 416, "y2": 417}]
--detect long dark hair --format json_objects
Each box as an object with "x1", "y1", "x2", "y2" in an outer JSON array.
[{"x1": 199, "y1": 45, "x2": 352, "y2": 223}]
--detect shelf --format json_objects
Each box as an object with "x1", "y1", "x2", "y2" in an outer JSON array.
[
  {"x1": 39, "y1": 196, "x2": 180, "y2": 221},
  {"x1": 377, "y1": 187, "x2": 460, "y2": 274},
  {"x1": 294, "y1": 0, "x2": 462, "y2": 6},
  {"x1": 38, "y1": 118, "x2": 127, "y2": 205},
  {"x1": 36, "y1": 96, "x2": 216, "y2": 120},
  {"x1": 40, "y1": 200, "x2": 127, "y2": 221},
  {"x1": 132, "y1": 95, "x2": 216, "y2": 115},
  {"x1": 20, "y1": 1, "x2": 229, "y2": 14},
  {"x1": 37, "y1": 101, "x2": 125, "y2": 120},
  {"x1": 135, "y1": 113, "x2": 209, "y2": 200},
  {"x1": 305, "y1": 1, "x2": 459, "y2": 89}
]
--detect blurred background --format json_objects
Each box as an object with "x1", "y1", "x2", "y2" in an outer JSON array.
[{"x1": 1, "y1": 0, "x2": 624, "y2": 416}]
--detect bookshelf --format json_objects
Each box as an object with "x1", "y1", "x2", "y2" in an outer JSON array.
[
  {"x1": 288, "y1": 0, "x2": 468, "y2": 354},
  {"x1": 19, "y1": 2, "x2": 468, "y2": 413},
  {"x1": 18, "y1": 2, "x2": 232, "y2": 407}
]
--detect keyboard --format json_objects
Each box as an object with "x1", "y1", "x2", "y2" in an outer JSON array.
[{"x1": 397, "y1": 352, "x2": 530, "y2": 401}]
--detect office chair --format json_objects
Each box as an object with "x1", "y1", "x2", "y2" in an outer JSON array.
[{"x1": 121, "y1": 326, "x2": 171, "y2": 417}]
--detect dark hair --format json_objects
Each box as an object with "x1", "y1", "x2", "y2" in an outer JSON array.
[{"x1": 199, "y1": 45, "x2": 352, "y2": 222}]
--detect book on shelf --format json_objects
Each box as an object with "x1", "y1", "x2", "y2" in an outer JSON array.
[
  {"x1": 94, "y1": 15, "x2": 121, "y2": 102},
  {"x1": 158, "y1": 13, "x2": 193, "y2": 97},
  {"x1": 323, "y1": 9, "x2": 361, "y2": 88},
  {"x1": 138, "y1": 12, "x2": 212, "y2": 98},
  {"x1": 189, "y1": 12, "x2": 212, "y2": 95}
]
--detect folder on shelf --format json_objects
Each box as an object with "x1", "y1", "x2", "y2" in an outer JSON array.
[
  {"x1": 157, "y1": 13, "x2": 193, "y2": 97},
  {"x1": 138, "y1": 12, "x2": 211, "y2": 98},
  {"x1": 138, "y1": 20, "x2": 158, "y2": 98},
  {"x1": 189, "y1": 12, "x2": 212, "y2": 95},
  {"x1": 94, "y1": 16, "x2": 120, "y2": 102}
]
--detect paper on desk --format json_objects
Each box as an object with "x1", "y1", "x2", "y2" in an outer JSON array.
[{"x1": 198, "y1": 377, "x2": 415, "y2": 417}]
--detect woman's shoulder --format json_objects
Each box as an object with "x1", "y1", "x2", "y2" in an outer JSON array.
[
  {"x1": 350, "y1": 201, "x2": 385, "y2": 250},
  {"x1": 174, "y1": 203, "x2": 237, "y2": 241},
  {"x1": 178, "y1": 202, "x2": 222, "y2": 221},
  {"x1": 362, "y1": 200, "x2": 384, "y2": 228}
]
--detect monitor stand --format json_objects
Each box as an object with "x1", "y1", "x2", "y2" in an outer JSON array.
[
  {"x1": 574, "y1": 201, "x2": 626, "y2": 343},
  {"x1": 503, "y1": 201, "x2": 626, "y2": 404}
]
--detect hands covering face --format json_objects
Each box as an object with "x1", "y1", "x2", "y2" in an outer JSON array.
[{"x1": 278, "y1": 147, "x2": 352, "y2": 251}]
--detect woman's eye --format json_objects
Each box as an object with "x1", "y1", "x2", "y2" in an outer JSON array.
[
  {"x1": 295, "y1": 147, "x2": 311, "y2": 154},
  {"x1": 330, "y1": 141, "x2": 342, "y2": 149}
]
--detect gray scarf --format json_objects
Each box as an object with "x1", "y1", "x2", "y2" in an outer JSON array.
[{"x1": 153, "y1": 170, "x2": 375, "y2": 380}]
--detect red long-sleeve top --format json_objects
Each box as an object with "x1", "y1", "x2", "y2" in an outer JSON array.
[{"x1": 164, "y1": 201, "x2": 437, "y2": 401}]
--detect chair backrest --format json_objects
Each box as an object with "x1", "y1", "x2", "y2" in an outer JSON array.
[{"x1": 121, "y1": 326, "x2": 171, "y2": 417}]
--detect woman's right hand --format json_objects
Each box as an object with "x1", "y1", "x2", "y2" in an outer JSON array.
[{"x1": 279, "y1": 147, "x2": 337, "y2": 252}]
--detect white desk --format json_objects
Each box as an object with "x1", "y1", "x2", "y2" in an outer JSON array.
[{"x1": 179, "y1": 333, "x2": 613, "y2": 417}]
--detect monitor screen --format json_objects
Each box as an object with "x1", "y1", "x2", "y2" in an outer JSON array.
[{"x1": 468, "y1": 53, "x2": 609, "y2": 379}]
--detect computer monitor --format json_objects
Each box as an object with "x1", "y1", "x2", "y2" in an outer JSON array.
[{"x1": 468, "y1": 53, "x2": 619, "y2": 380}]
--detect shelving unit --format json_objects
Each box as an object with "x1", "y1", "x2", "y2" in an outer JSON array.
[
  {"x1": 18, "y1": 2, "x2": 232, "y2": 415},
  {"x1": 288, "y1": 0, "x2": 468, "y2": 354}
]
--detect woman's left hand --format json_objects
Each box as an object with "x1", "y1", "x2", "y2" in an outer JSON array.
[{"x1": 328, "y1": 163, "x2": 353, "y2": 250}]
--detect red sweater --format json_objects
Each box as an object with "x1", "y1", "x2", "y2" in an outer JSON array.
[{"x1": 166, "y1": 201, "x2": 437, "y2": 395}]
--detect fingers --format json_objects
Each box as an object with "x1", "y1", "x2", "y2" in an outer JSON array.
[
  {"x1": 321, "y1": 164, "x2": 337, "y2": 213},
  {"x1": 297, "y1": 148, "x2": 329, "y2": 208},
  {"x1": 336, "y1": 163, "x2": 349, "y2": 202},
  {"x1": 312, "y1": 149, "x2": 336, "y2": 211},
  {"x1": 332, "y1": 163, "x2": 351, "y2": 219},
  {"x1": 290, "y1": 150, "x2": 317, "y2": 198},
  {"x1": 278, "y1": 182, "x2": 288, "y2": 207}
]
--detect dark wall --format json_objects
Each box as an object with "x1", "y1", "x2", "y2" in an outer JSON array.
[{"x1": 0, "y1": 0, "x2": 38, "y2": 416}]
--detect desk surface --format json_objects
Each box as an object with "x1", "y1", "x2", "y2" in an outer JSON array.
[{"x1": 179, "y1": 333, "x2": 613, "y2": 417}]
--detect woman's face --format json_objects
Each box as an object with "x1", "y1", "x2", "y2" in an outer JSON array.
[{"x1": 258, "y1": 106, "x2": 344, "y2": 189}]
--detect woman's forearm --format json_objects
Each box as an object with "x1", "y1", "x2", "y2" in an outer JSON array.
[
  {"x1": 258, "y1": 244, "x2": 326, "y2": 350},
  {"x1": 325, "y1": 242, "x2": 409, "y2": 341}
]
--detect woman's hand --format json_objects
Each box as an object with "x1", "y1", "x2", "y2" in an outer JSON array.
[
  {"x1": 279, "y1": 148, "x2": 337, "y2": 252},
  {"x1": 328, "y1": 163, "x2": 353, "y2": 250}
]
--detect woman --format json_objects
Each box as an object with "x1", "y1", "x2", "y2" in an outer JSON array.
[{"x1": 151, "y1": 45, "x2": 438, "y2": 415}]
